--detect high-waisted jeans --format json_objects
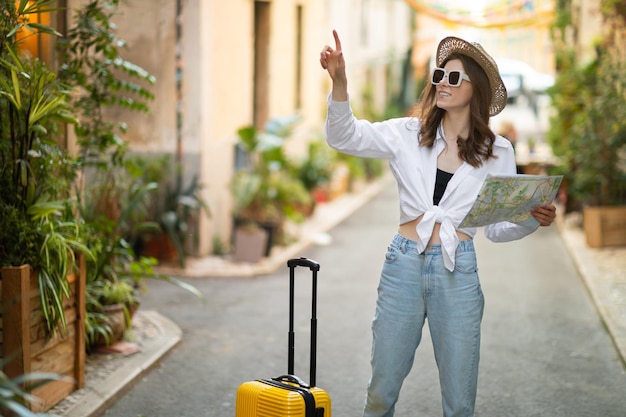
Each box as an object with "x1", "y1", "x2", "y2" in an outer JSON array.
[{"x1": 363, "y1": 234, "x2": 484, "y2": 417}]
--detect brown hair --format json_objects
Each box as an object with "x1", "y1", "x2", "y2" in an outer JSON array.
[{"x1": 415, "y1": 53, "x2": 496, "y2": 168}]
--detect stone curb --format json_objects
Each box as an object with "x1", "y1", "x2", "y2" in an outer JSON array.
[{"x1": 51, "y1": 311, "x2": 182, "y2": 417}]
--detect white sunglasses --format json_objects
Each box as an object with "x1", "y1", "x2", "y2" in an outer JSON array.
[{"x1": 431, "y1": 67, "x2": 471, "y2": 87}]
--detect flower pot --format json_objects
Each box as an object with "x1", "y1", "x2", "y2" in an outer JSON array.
[
  {"x1": 94, "y1": 303, "x2": 129, "y2": 347},
  {"x1": 141, "y1": 231, "x2": 179, "y2": 262},
  {"x1": 233, "y1": 217, "x2": 278, "y2": 257},
  {"x1": 233, "y1": 227, "x2": 269, "y2": 263}
]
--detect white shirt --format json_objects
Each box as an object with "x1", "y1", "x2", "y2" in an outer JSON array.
[{"x1": 325, "y1": 97, "x2": 537, "y2": 271}]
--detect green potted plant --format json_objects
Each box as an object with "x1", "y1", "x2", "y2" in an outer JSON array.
[
  {"x1": 548, "y1": 22, "x2": 626, "y2": 247},
  {"x1": 138, "y1": 156, "x2": 211, "y2": 267},
  {"x1": 77, "y1": 158, "x2": 204, "y2": 349},
  {"x1": 87, "y1": 278, "x2": 136, "y2": 347},
  {"x1": 231, "y1": 116, "x2": 312, "y2": 258},
  {"x1": 296, "y1": 139, "x2": 334, "y2": 203}
]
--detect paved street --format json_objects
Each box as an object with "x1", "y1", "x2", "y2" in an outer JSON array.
[{"x1": 103, "y1": 183, "x2": 626, "y2": 417}]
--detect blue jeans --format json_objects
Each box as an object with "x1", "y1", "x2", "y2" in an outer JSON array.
[{"x1": 363, "y1": 234, "x2": 484, "y2": 417}]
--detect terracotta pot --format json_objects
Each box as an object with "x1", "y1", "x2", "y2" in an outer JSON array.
[
  {"x1": 94, "y1": 303, "x2": 128, "y2": 347},
  {"x1": 142, "y1": 232, "x2": 179, "y2": 262}
]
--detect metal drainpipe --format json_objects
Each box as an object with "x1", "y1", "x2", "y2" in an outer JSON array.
[{"x1": 175, "y1": 0, "x2": 184, "y2": 189}]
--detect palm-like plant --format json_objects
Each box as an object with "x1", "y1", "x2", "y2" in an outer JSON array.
[{"x1": 0, "y1": 1, "x2": 91, "y2": 334}]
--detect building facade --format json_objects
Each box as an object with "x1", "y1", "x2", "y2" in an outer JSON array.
[{"x1": 64, "y1": 0, "x2": 415, "y2": 256}]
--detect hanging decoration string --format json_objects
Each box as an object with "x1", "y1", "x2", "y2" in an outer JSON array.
[{"x1": 404, "y1": 0, "x2": 555, "y2": 28}]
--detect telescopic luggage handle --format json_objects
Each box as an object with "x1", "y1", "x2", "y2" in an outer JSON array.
[
  {"x1": 287, "y1": 257, "x2": 320, "y2": 271},
  {"x1": 286, "y1": 257, "x2": 320, "y2": 387}
]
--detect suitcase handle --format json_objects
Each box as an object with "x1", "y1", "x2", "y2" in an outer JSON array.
[
  {"x1": 272, "y1": 374, "x2": 310, "y2": 389},
  {"x1": 287, "y1": 257, "x2": 320, "y2": 387},
  {"x1": 287, "y1": 257, "x2": 320, "y2": 271}
]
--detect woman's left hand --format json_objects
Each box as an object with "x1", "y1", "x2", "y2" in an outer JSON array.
[{"x1": 531, "y1": 203, "x2": 557, "y2": 226}]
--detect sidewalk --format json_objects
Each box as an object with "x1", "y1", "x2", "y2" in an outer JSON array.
[
  {"x1": 558, "y1": 212, "x2": 626, "y2": 367},
  {"x1": 49, "y1": 177, "x2": 626, "y2": 416}
]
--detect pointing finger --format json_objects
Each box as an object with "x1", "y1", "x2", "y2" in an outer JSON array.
[{"x1": 333, "y1": 29, "x2": 342, "y2": 53}]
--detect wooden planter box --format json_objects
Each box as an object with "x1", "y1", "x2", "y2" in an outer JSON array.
[
  {"x1": 583, "y1": 205, "x2": 626, "y2": 248},
  {"x1": 0, "y1": 257, "x2": 86, "y2": 412}
]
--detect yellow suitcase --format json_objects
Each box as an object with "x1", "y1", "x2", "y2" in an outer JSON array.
[{"x1": 236, "y1": 258, "x2": 332, "y2": 416}]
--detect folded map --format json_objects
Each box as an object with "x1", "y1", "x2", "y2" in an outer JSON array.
[{"x1": 459, "y1": 174, "x2": 563, "y2": 228}]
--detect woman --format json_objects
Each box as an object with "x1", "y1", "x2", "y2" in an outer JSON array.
[{"x1": 320, "y1": 31, "x2": 556, "y2": 417}]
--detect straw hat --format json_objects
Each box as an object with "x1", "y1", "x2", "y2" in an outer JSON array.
[{"x1": 436, "y1": 36, "x2": 507, "y2": 117}]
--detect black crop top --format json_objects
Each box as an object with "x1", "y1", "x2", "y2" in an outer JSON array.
[{"x1": 433, "y1": 168, "x2": 453, "y2": 206}]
